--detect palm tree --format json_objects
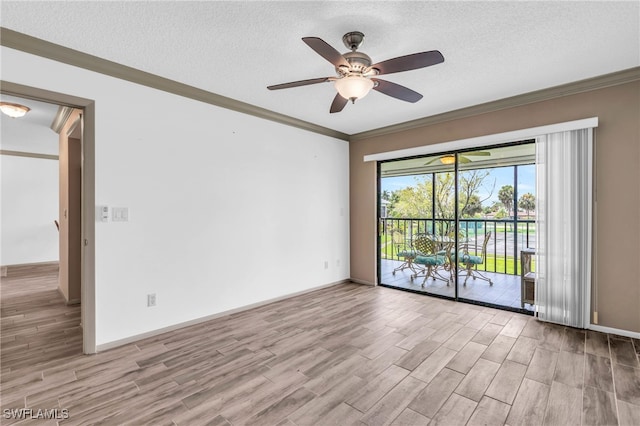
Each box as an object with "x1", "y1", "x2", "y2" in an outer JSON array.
[
  {"x1": 519, "y1": 193, "x2": 536, "y2": 218},
  {"x1": 498, "y1": 185, "x2": 514, "y2": 216}
]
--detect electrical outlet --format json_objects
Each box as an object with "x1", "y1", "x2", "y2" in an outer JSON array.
[
  {"x1": 147, "y1": 293, "x2": 156, "y2": 307},
  {"x1": 324, "y1": 261, "x2": 329, "y2": 269}
]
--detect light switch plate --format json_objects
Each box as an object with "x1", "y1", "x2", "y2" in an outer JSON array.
[
  {"x1": 112, "y1": 207, "x2": 129, "y2": 222},
  {"x1": 99, "y1": 206, "x2": 109, "y2": 222}
]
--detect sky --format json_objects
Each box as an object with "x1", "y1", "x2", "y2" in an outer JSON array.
[{"x1": 381, "y1": 164, "x2": 536, "y2": 206}]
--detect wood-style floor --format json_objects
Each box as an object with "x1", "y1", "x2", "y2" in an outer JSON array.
[{"x1": 2, "y1": 264, "x2": 640, "y2": 425}]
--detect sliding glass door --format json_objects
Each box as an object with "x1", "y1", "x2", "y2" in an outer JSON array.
[
  {"x1": 454, "y1": 144, "x2": 536, "y2": 311},
  {"x1": 378, "y1": 142, "x2": 536, "y2": 313},
  {"x1": 378, "y1": 154, "x2": 455, "y2": 299}
]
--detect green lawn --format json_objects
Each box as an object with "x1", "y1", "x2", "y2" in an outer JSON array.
[{"x1": 483, "y1": 254, "x2": 536, "y2": 275}]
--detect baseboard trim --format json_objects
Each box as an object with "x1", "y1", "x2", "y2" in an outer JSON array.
[
  {"x1": 589, "y1": 324, "x2": 640, "y2": 339},
  {"x1": 96, "y1": 279, "x2": 351, "y2": 352},
  {"x1": 1, "y1": 261, "x2": 59, "y2": 278},
  {"x1": 1, "y1": 260, "x2": 59, "y2": 269},
  {"x1": 350, "y1": 277, "x2": 376, "y2": 286},
  {"x1": 56, "y1": 287, "x2": 68, "y2": 304}
]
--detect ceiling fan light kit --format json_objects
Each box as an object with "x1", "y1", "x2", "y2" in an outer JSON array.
[
  {"x1": 334, "y1": 76, "x2": 374, "y2": 102},
  {"x1": 425, "y1": 151, "x2": 493, "y2": 166},
  {"x1": 267, "y1": 31, "x2": 444, "y2": 113},
  {"x1": 440, "y1": 154, "x2": 456, "y2": 165}
]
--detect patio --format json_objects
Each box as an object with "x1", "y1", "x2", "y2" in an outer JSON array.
[{"x1": 381, "y1": 259, "x2": 534, "y2": 312}]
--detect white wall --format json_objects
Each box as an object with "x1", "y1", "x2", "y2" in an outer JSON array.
[
  {"x1": 1, "y1": 46, "x2": 350, "y2": 346},
  {"x1": 0, "y1": 155, "x2": 59, "y2": 265}
]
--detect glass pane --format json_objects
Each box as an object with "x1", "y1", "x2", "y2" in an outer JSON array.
[
  {"x1": 420, "y1": 154, "x2": 455, "y2": 298},
  {"x1": 378, "y1": 142, "x2": 535, "y2": 313},
  {"x1": 517, "y1": 163, "x2": 536, "y2": 252},
  {"x1": 379, "y1": 153, "x2": 455, "y2": 298},
  {"x1": 455, "y1": 144, "x2": 535, "y2": 312}
]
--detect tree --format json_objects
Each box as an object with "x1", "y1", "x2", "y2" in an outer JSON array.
[
  {"x1": 390, "y1": 177, "x2": 433, "y2": 218},
  {"x1": 381, "y1": 190, "x2": 400, "y2": 216},
  {"x1": 495, "y1": 207, "x2": 508, "y2": 219},
  {"x1": 389, "y1": 171, "x2": 495, "y2": 222},
  {"x1": 434, "y1": 173, "x2": 453, "y2": 218},
  {"x1": 489, "y1": 201, "x2": 502, "y2": 212},
  {"x1": 498, "y1": 185, "x2": 514, "y2": 216},
  {"x1": 518, "y1": 193, "x2": 536, "y2": 218},
  {"x1": 461, "y1": 194, "x2": 483, "y2": 217},
  {"x1": 458, "y1": 170, "x2": 495, "y2": 218}
]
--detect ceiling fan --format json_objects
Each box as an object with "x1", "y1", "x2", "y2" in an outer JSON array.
[
  {"x1": 267, "y1": 31, "x2": 444, "y2": 113},
  {"x1": 425, "y1": 152, "x2": 492, "y2": 165}
]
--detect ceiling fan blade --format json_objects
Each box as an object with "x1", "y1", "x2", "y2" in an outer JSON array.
[
  {"x1": 267, "y1": 77, "x2": 331, "y2": 90},
  {"x1": 370, "y1": 50, "x2": 444, "y2": 75},
  {"x1": 302, "y1": 37, "x2": 350, "y2": 68},
  {"x1": 424, "y1": 157, "x2": 441, "y2": 165},
  {"x1": 330, "y1": 93, "x2": 348, "y2": 113},
  {"x1": 466, "y1": 151, "x2": 491, "y2": 156},
  {"x1": 459, "y1": 156, "x2": 472, "y2": 163},
  {"x1": 372, "y1": 78, "x2": 423, "y2": 103}
]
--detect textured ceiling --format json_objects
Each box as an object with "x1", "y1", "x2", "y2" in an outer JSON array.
[{"x1": 1, "y1": 1, "x2": 639, "y2": 135}]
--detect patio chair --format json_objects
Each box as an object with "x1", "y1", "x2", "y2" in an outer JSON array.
[
  {"x1": 412, "y1": 234, "x2": 450, "y2": 287},
  {"x1": 391, "y1": 230, "x2": 417, "y2": 276},
  {"x1": 439, "y1": 233, "x2": 458, "y2": 275},
  {"x1": 458, "y1": 231, "x2": 493, "y2": 286}
]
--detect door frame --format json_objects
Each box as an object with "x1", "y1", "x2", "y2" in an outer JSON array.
[
  {"x1": 376, "y1": 140, "x2": 537, "y2": 314},
  {"x1": 1, "y1": 81, "x2": 97, "y2": 354}
]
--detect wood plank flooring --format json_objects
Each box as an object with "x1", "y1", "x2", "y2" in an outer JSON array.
[{"x1": 2, "y1": 264, "x2": 640, "y2": 425}]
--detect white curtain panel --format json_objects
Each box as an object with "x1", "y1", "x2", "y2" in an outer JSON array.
[{"x1": 536, "y1": 128, "x2": 593, "y2": 328}]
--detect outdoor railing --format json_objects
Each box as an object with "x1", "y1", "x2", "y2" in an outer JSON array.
[{"x1": 380, "y1": 217, "x2": 536, "y2": 275}]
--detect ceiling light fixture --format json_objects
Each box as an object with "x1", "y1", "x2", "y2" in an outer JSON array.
[
  {"x1": 334, "y1": 75, "x2": 374, "y2": 103},
  {"x1": 440, "y1": 154, "x2": 456, "y2": 165},
  {"x1": 0, "y1": 102, "x2": 31, "y2": 118}
]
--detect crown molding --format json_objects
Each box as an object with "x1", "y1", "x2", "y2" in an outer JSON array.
[
  {"x1": 351, "y1": 66, "x2": 640, "y2": 141},
  {"x1": 0, "y1": 149, "x2": 58, "y2": 160},
  {"x1": 50, "y1": 106, "x2": 74, "y2": 134},
  {"x1": 0, "y1": 27, "x2": 350, "y2": 142},
  {"x1": 3, "y1": 28, "x2": 637, "y2": 143}
]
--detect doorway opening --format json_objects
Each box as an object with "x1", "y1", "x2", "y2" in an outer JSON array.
[
  {"x1": 1, "y1": 82, "x2": 96, "y2": 353},
  {"x1": 377, "y1": 141, "x2": 536, "y2": 314}
]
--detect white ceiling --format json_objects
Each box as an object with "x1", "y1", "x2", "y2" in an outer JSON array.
[
  {"x1": 1, "y1": 1, "x2": 638, "y2": 136},
  {"x1": 0, "y1": 95, "x2": 60, "y2": 156}
]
